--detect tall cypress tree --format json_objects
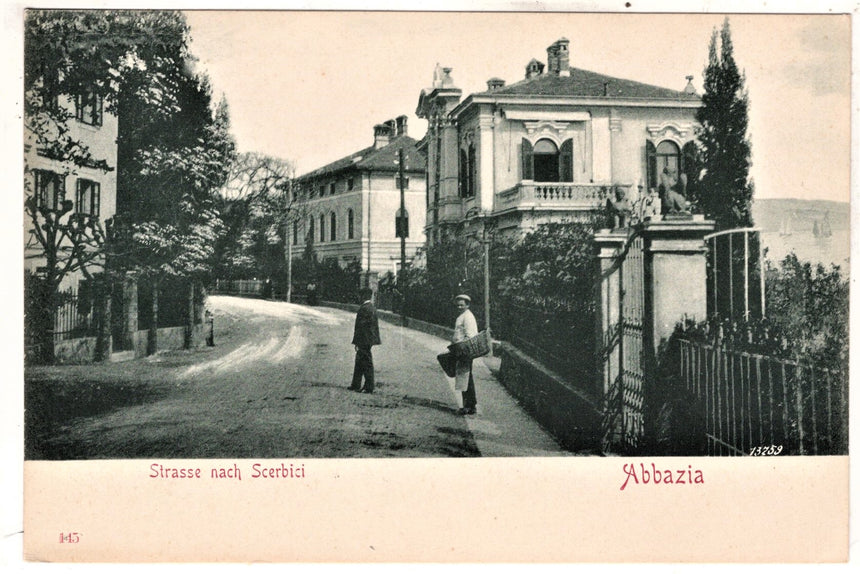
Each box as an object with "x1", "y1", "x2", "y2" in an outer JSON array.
[{"x1": 696, "y1": 18, "x2": 755, "y2": 230}]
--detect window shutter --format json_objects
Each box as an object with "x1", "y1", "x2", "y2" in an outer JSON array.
[
  {"x1": 559, "y1": 139, "x2": 573, "y2": 182},
  {"x1": 646, "y1": 140, "x2": 657, "y2": 190},
  {"x1": 521, "y1": 138, "x2": 534, "y2": 180},
  {"x1": 33, "y1": 171, "x2": 42, "y2": 208},
  {"x1": 459, "y1": 149, "x2": 467, "y2": 197},
  {"x1": 76, "y1": 179, "x2": 83, "y2": 213},
  {"x1": 57, "y1": 173, "x2": 66, "y2": 206},
  {"x1": 93, "y1": 182, "x2": 100, "y2": 217},
  {"x1": 468, "y1": 145, "x2": 476, "y2": 197},
  {"x1": 95, "y1": 93, "x2": 103, "y2": 126}
]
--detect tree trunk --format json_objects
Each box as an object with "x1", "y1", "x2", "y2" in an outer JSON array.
[
  {"x1": 185, "y1": 280, "x2": 195, "y2": 349},
  {"x1": 31, "y1": 276, "x2": 57, "y2": 365},
  {"x1": 95, "y1": 275, "x2": 113, "y2": 362},
  {"x1": 147, "y1": 278, "x2": 159, "y2": 356},
  {"x1": 42, "y1": 277, "x2": 58, "y2": 365}
]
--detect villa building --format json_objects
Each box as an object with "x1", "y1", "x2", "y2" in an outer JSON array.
[{"x1": 416, "y1": 38, "x2": 702, "y2": 241}]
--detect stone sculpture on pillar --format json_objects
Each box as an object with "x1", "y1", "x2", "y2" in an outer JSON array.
[{"x1": 606, "y1": 185, "x2": 633, "y2": 228}]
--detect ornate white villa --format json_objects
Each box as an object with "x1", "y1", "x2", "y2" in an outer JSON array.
[{"x1": 416, "y1": 38, "x2": 702, "y2": 240}]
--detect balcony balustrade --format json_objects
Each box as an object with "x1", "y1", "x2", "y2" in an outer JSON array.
[{"x1": 496, "y1": 182, "x2": 626, "y2": 212}]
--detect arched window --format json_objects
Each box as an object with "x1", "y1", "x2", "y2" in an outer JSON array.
[
  {"x1": 522, "y1": 138, "x2": 573, "y2": 183},
  {"x1": 347, "y1": 209, "x2": 354, "y2": 239},
  {"x1": 648, "y1": 140, "x2": 682, "y2": 191},
  {"x1": 319, "y1": 214, "x2": 326, "y2": 242},
  {"x1": 308, "y1": 217, "x2": 315, "y2": 243},
  {"x1": 533, "y1": 139, "x2": 559, "y2": 182},
  {"x1": 458, "y1": 145, "x2": 477, "y2": 198},
  {"x1": 293, "y1": 220, "x2": 298, "y2": 244},
  {"x1": 330, "y1": 212, "x2": 337, "y2": 241}
]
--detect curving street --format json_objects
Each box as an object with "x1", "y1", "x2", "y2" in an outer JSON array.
[{"x1": 25, "y1": 296, "x2": 568, "y2": 459}]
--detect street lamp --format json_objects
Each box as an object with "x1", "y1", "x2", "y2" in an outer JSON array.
[{"x1": 464, "y1": 206, "x2": 492, "y2": 333}]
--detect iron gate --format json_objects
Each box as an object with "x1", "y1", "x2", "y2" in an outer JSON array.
[{"x1": 601, "y1": 230, "x2": 647, "y2": 451}]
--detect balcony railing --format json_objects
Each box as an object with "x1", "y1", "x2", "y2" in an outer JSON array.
[{"x1": 496, "y1": 182, "x2": 623, "y2": 211}]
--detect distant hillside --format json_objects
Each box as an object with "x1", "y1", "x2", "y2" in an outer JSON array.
[{"x1": 751, "y1": 198, "x2": 849, "y2": 233}]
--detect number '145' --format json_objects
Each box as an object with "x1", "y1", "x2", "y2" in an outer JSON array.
[{"x1": 59, "y1": 532, "x2": 80, "y2": 543}]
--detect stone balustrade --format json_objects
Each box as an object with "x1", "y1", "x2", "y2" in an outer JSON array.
[{"x1": 496, "y1": 182, "x2": 627, "y2": 211}]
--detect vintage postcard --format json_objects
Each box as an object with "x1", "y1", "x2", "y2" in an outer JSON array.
[{"x1": 8, "y1": 1, "x2": 854, "y2": 565}]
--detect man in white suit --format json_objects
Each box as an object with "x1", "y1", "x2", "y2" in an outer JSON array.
[{"x1": 451, "y1": 294, "x2": 479, "y2": 415}]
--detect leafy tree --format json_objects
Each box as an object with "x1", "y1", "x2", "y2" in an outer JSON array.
[
  {"x1": 764, "y1": 254, "x2": 848, "y2": 373},
  {"x1": 115, "y1": 67, "x2": 236, "y2": 351},
  {"x1": 213, "y1": 152, "x2": 304, "y2": 297},
  {"x1": 695, "y1": 18, "x2": 755, "y2": 230},
  {"x1": 24, "y1": 9, "x2": 191, "y2": 362},
  {"x1": 25, "y1": 10, "x2": 189, "y2": 171}
]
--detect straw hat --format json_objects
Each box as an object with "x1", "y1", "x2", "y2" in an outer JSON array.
[{"x1": 454, "y1": 294, "x2": 471, "y2": 303}]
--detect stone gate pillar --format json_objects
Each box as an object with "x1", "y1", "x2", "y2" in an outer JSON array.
[
  {"x1": 120, "y1": 275, "x2": 138, "y2": 351},
  {"x1": 641, "y1": 216, "x2": 714, "y2": 355},
  {"x1": 593, "y1": 228, "x2": 628, "y2": 399},
  {"x1": 593, "y1": 216, "x2": 714, "y2": 452}
]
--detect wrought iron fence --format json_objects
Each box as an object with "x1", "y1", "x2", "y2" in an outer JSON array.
[
  {"x1": 53, "y1": 285, "x2": 97, "y2": 342},
  {"x1": 677, "y1": 338, "x2": 848, "y2": 456},
  {"x1": 706, "y1": 228, "x2": 765, "y2": 322}
]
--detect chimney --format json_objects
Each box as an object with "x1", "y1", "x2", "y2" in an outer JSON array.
[
  {"x1": 547, "y1": 38, "x2": 570, "y2": 76},
  {"x1": 556, "y1": 38, "x2": 570, "y2": 77},
  {"x1": 525, "y1": 58, "x2": 545, "y2": 79},
  {"x1": 684, "y1": 75, "x2": 697, "y2": 95},
  {"x1": 487, "y1": 77, "x2": 505, "y2": 91},
  {"x1": 374, "y1": 123, "x2": 391, "y2": 148},
  {"x1": 395, "y1": 115, "x2": 408, "y2": 136},
  {"x1": 546, "y1": 42, "x2": 559, "y2": 75}
]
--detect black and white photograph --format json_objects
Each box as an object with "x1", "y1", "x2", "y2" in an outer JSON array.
[{"x1": 8, "y1": 2, "x2": 853, "y2": 564}]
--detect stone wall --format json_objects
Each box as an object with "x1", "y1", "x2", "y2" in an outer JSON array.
[
  {"x1": 496, "y1": 342, "x2": 602, "y2": 453},
  {"x1": 54, "y1": 337, "x2": 101, "y2": 365},
  {"x1": 132, "y1": 324, "x2": 209, "y2": 359},
  {"x1": 321, "y1": 300, "x2": 455, "y2": 341}
]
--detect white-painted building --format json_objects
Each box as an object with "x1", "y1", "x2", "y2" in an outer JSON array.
[
  {"x1": 293, "y1": 116, "x2": 427, "y2": 276},
  {"x1": 24, "y1": 87, "x2": 118, "y2": 289},
  {"x1": 416, "y1": 38, "x2": 701, "y2": 239}
]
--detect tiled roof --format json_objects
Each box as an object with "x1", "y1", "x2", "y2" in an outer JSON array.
[
  {"x1": 476, "y1": 66, "x2": 698, "y2": 100},
  {"x1": 296, "y1": 136, "x2": 426, "y2": 181}
]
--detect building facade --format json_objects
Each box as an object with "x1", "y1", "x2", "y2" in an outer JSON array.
[
  {"x1": 24, "y1": 88, "x2": 118, "y2": 288},
  {"x1": 416, "y1": 38, "x2": 701, "y2": 239},
  {"x1": 293, "y1": 116, "x2": 427, "y2": 276}
]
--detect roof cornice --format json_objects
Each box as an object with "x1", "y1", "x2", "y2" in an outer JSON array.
[{"x1": 451, "y1": 94, "x2": 701, "y2": 118}]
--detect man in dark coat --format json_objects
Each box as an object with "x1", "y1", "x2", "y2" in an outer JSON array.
[{"x1": 348, "y1": 287, "x2": 381, "y2": 394}]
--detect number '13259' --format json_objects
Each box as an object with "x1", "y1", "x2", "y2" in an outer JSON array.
[{"x1": 749, "y1": 445, "x2": 783, "y2": 456}]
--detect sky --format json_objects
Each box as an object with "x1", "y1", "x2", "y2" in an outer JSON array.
[{"x1": 182, "y1": 9, "x2": 852, "y2": 203}]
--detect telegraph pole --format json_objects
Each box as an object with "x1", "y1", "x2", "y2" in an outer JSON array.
[
  {"x1": 285, "y1": 179, "x2": 293, "y2": 303},
  {"x1": 483, "y1": 221, "x2": 490, "y2": 333},
  {"x1": 398, "y1": 148, "x2": 406, "y2": 283}
]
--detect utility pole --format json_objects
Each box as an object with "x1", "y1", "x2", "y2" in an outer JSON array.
[
  {"x1": 285, "y1": 179, "x2": 293, "y2": 303},
  {"x1": 483, "y1": 220, "x2": 490, "y2": 333},
  {"x1": 398, "y1": 148, "x2": 406, "y2": 284},
  {"x1": 285, "y1": 220, "x2": 292, "y2": 303}
]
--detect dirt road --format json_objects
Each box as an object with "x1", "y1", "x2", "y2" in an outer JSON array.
[{"x1": 26, "y1": 296, "x2": 567, "y2": 459}]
